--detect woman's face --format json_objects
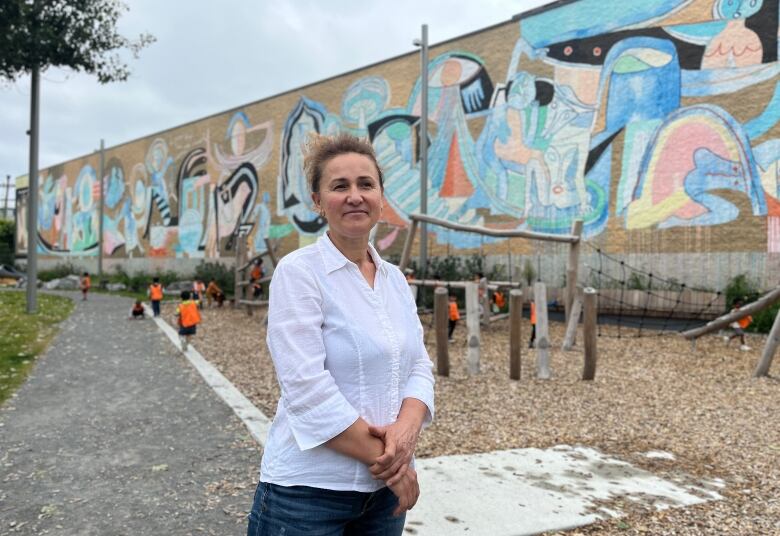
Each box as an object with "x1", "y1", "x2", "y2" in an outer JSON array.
[{"x1": 312, "y1": 152, "x2": 383, "y2": 241}]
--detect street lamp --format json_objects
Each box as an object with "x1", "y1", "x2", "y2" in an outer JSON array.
[{"x1": 413, "y1": 24, "x2": 429, "y2": 279}]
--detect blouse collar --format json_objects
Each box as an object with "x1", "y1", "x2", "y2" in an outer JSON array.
[{"x1": 318, "y1": 232, "x2": 388, "y2": 278}]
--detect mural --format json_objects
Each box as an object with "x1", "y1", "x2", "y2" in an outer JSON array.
[{"x1": 20, "y1": 0, "x2": 780, "y2": 259}]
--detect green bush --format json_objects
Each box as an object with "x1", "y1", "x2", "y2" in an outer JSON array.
[
  {"x1": 37, "y1": 262, "x2": 82, "y2": 282},
  {"x1": 0, "y1": 220, "x2": 14, "y2": 266},
  {"x1": 748, "y1": 303, "x2": 779, "y2": 334},
  {"x1": 724, "y1": 273, "x2": 760, "y2": 311}
]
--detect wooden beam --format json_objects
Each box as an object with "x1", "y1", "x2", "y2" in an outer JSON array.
[
  {"x1": 509, "y1": 289, "x2": 523, "y2": 380},
  {"x1": 409, "y1": 213, "x2": 579, "y2": 243},
  {"x1": 534, "y1": 281, "x2": 551, "y2": 379},
  {"x1": 753, "y1": 307, "x2": 780, "y2": 378},
  {"x1": 680, "y1": 286, "x2": 780, "y2": 340},
  {"x1": 582, "y1": 287, "x2": 598, "y2": 381},
  {"x1": 434, "y1": 287, "x2": 449, "y2": 377}
]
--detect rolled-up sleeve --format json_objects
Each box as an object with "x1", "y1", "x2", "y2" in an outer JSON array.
[
  {"x1": 400, "y1": 275, "x2": 435, "y2": 428},
  {"x1": 266, "y1": 261, "x2": 360, "y2": 450}
]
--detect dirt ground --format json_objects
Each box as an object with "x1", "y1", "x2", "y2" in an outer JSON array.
[{"x1": 167, "y1": 302, "x2": 780, "y2": 535}]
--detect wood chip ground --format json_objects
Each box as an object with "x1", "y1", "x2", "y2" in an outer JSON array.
[{"x1": 163, "y1": 304, "x2": 780, "y2": 535}]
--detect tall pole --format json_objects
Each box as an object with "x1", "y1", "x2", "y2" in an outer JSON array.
[
  {"x1": 2, "y1": 175, "x2": 10, "y2": 220},
  {"x1": 98, "y1": 138, "x2": 105, "y2": 280},
  {"x1": 26, "y1": 65, "x2": 40, "y2": 314},
  {"x1": 418, "y1": 24, "x2": 429, "y2": 278}
]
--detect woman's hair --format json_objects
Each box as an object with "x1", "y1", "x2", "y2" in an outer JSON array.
[{"x1": 303, "y1": 133, "x2": 384, "y2": 194}]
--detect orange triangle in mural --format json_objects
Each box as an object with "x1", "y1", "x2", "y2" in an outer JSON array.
[{"x1": 439, "y1": 132, "x2": 474, "y2": 198}]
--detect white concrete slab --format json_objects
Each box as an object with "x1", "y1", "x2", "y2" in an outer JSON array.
[{"x1": 406, "y1": 445, "x2": 724, "y2": 536}]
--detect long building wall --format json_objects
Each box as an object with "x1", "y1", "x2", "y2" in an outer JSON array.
[{"x1": 15, "y1": 0, "x2": 780, "y2": 288}]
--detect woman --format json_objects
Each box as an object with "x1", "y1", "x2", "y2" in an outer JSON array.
[{"x1": 248, "y1": 134, "x2": 435, "y2": 535}]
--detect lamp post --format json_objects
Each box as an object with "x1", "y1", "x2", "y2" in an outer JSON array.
[{"x1": 413, "y1": 24, "x2": 429, "y2": 278}]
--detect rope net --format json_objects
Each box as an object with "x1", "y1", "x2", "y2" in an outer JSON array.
[{"x1": 583, "y1": 243, "x2": 723, "y2": 339}]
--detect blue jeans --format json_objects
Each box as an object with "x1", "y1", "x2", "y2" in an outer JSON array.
[
  {"x1": 151, "y1": 300, "x2": 161, "y2": 317},
  {"x1": 247, "y1": 482, "x2": 405, "y2": 536}
]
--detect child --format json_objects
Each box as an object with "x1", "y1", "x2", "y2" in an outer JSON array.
[
  {"x1": 206, "y1": 278, "x2": 225, "y2": 308},
  {"x1": 725, "y1": 299, "x2": 752, "y2": 351},
  {"x1": 148, "y1": 277, "x2": 164, "y2": 317},
  {"x1": 528, "y1": 300, "x2": 537, "y2": 348},
  {"x1": 129, "y1": 300, "x2": 145, "y2": 319},
  {"x1": 250, "y1": 259, "x2": 264, "y2": 283},
  {"x1": 492, "y1": 288, "x2": 506, "y2": 314},
  {"x1": 175, "y1": 290, "x2": 201, "y2": 352},
  {"x1": 448, "y1": 294, "x2": 460, "y2": 343},
  {"x1": 80, "y1": 272, "x2": 91, "y2": 301},
  {"x1": 192, "y1": 279, "x2": 206, "y2": 308}
]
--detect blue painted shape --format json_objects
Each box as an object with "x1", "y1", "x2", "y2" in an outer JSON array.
[
  {"x1": 520, "y1": 0, "x2": 687, "y2": 48},
  {"x1": 746, "y1": 80, "x2": 780, "y2": 140}
]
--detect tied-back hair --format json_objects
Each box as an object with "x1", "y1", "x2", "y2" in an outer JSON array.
[{"x1": 303, "y1": 133, "x2": 384, "y2": 194}]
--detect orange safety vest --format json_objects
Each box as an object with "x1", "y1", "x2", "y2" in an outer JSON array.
[
  {"x1": 81, "y1": 276, "x2": 91, "y2": 289},
  {"x1": 177, "y1": 300, "x2": 201, "y2": 328},
  {"x1": 448, "y1": 301, "x2": 460, "y2": 321},
  {"x1": 494, "y1": 291, "x2": 505, "y2": 309},
  {"x1": 737, "y1": 315, "x2": 752, "y2": 329},
  {"x1": 530, "y1": 302, "x2": 537, "y2": 325},
  {"x1": 251, "y1": 266, "x2": 262, "y2": 281},
  {"x1": 149, "y1": 283, "x2": 163, "y2": 301}
]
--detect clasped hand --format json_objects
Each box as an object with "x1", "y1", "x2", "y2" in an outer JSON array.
[{"x1": 368, "y1": 419, "x2": 421, "y2": 516}]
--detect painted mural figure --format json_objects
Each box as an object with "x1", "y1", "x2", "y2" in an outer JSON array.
[{"x1": 203, "y1": 112, "x2": 270, "y2": 255}]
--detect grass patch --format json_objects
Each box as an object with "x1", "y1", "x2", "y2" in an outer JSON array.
[{"x1": 0, "y1": 291, "x2": 74, "y2": 405}]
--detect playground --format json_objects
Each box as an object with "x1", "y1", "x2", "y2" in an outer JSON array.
[{"x1": 168, "y1": 297, "x2": 779, "y2": 534}]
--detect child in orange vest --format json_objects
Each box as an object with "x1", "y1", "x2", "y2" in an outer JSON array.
[
  {"x1": 448, "y1": 294, "x2": 460, "y2": 343},
  {"x1": 725, "y1": 299, "x2": 753, "y2": 351},
  {"x1": 80, "y1": 272, "x2": 91, "y2": 301},
  {"x1": 175, "y1": 290, "x2": 201, "y2": 352},
  {"x1": 529, "y1": 300, "x2": 537, "y2": 348},
  {"x1": 492, "y1": 289, "x2": 506, "y2": 313},
  {"x1": 148, "y1": 277, "x2": 164, "y2": 317}
]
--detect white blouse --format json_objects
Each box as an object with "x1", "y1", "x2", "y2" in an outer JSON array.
[{"x1": 260, "y1": 233, "x2": 435, "y2": 492}]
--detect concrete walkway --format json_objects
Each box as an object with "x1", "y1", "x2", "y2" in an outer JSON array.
[{"x1": 0, "y1": 292, "x2": 258, "y2": 536}]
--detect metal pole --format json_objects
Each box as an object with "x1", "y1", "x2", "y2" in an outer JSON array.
[
  {"x1": 419, "y1": 24, "x2": 429, "y2": 278},
  {"x1": 26, "y1": 65, "x2": 40, "y2": 314},
  {"x1": 98, "y1": 138, "x2": 105, "y2": 281},
  {"x1": 2, "y1": 175, "x2": 10, "y2": 220}
]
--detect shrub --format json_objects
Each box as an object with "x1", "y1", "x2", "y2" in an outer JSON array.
[
  {"x1": 37, "y1": 262, "x2": 81, "y2": 282},
  {"x1": 724, "y1": 273, "x2": 760, "y2": 311},
  {"x1": 748, "y1": 303, "x2": 779, "y2": 334}
]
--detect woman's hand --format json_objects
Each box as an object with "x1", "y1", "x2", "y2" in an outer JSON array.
[
  {"x1": 387, "y1": 465, "x2": 419, "y2": 517},
  {"x1": 368, "y1": 398, "x2": 428, "y2": 485},
  {"x1": 368, "y1": 419, "x2": 420, "y2": 485}
]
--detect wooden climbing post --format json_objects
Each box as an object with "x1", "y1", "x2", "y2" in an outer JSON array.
[
  {"x1": 480, "y1": 276, "x2": 490, "y2": 327},
  {"x1": 753, "y1": 307, "x2": 780, "y2": 378},
  {"x1": 398, "y1": 219, "x2": 419, "y2": 273},
  {"x1": 465, "y1": 281, "x2": 481, "y2": 375},
  {"x1": 234, "y1": 238, "x2": 246, "y2": 308},
  {"x1": 534, "y1": 281, "x2": 551, "y2": 379},
  {"x1": 562, "y1": 291, "x2": 583, "y2": 351},
  {"x1": 582, "y1": 287, "x2": 598, "y2": 381},
  {"x1": 565, "y1": 219, "x2": 583, "y2": 323},
  {"x1": 434, "y1": 286, "x2": 450, "y2": 377},
  {"x1": 509, "y1": 289, "x2": 523, "y2": 380}
]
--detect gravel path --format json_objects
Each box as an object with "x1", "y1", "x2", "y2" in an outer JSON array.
[
  {"x1": 0, "y1": 293, "x2": 260, "y2": 536},
  {"x1": 188, "y1": 303, "x2": 780, "y2": 535}
]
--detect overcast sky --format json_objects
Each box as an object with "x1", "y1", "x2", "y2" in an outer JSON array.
[{"x1": 0, "y1": 0, "x2": 550, "y2": 203}]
